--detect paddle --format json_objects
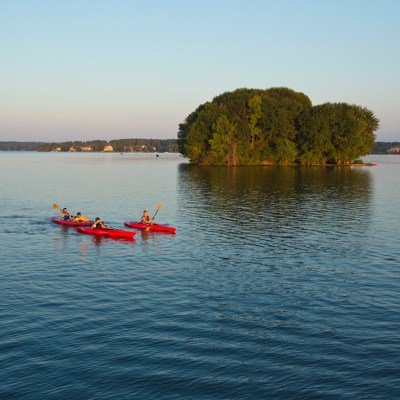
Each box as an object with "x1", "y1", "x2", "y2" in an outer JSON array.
[
  {"x1": 53, "y1": 203, "x2": 73, "y2": 220},
  {"x1": 146, "y1": 203, "x2": 162, "y2": 231}
]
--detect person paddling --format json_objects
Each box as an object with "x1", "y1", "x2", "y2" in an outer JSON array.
[
  {"x1": 92, "y1": 217, "x2": 110, "y2": 229},
  {"x1": 74, "y1": 212, "x2": 89, "y2": 222},
  {"x1": 141, "y1": 210, "x2": 153, "y2": 225},
  {"x1": 60, "y1": 207, "x2": 72, "y2": 221}
]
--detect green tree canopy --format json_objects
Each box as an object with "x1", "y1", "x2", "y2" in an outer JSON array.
[{"x1": 178, "y1": 87, "x2": 379, "y2": 165}]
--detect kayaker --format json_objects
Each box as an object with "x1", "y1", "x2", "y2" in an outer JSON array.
[
  {"x1": 60, "y1": 207, "x2": 72, "y2": 221},
  {"x1": 92, "y1": 217, "x2": 110, "y2": 229},
  {"x1": 74, "y1": 212, "x2": 89, "y2": 222},
  {"x1": 141, "y1": 210, "x2": 153, "y2": 225}
]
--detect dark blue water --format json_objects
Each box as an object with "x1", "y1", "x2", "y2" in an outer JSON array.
[{"x1": 0, "y1": 153, "x2": 399, "y2": 399}]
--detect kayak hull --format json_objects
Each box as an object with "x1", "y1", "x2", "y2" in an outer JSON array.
[
  {"x1": 52, "y1": 217, "x2": 93, "y2": 227},
  {"x1": 124, "y1": 221, "x2": 176, "y2": 233},
  {"x1": 77, "y1": 227, "x2": 136, "y2": 238}
]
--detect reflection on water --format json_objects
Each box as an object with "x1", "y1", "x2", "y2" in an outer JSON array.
[
  {"x1": 178, "y1": 164, "x2": 372, "y2": 233},
  {"x1": 177, "y1": 164, "x2": 375, "y2": 302},
  {"x1": 139, "y1": 229, "x2": 172, "y2": 241},
  {"x1": 90, "y1": 235, "x2": 135, "y2": 245},
  {"x1": 1, "y1": 154, "x2": 399, "y2": 400}
]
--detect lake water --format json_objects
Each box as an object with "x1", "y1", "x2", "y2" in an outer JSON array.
[{"x1": 0, "y1": 152, "x2": 399, "y2": 399}]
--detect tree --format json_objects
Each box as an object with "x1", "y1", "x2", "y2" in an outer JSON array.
[
  {"x1": 178, "y1": 87, "x2": 379, "y2": 165},
  {"x1": 297, "y1": 104, "x2": 336, "y2": 165},
  {"x1": 178, "y1": 103, "x2": 206, "y2": 155},
  {"x1": 274, "y1": 138, "x2": 298, "y2": 165},
  {"x1": 179, "y1": 87, "x2": 312, "y2": 165},
  {"x1": 183, "y1": 102, "x2": 221, "y2": 163},
  {"x1": 247, "y1": 95, "x2": 263, "y2": 150},
  {"x1": 208, "y1": 115, "x2": 238, "y2": 165},
  {"x1": 328, "y1": 104, "x2": 379, "y2": 164}
]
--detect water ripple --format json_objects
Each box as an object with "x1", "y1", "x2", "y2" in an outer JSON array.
[{"x1": 0, "y1": 154, "x2": 399, "y2": 399}]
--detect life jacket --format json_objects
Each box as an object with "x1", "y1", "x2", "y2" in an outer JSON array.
[
  {"x1": 94, "y1": 222, "x2": 103, "y2": 229},
  {"x1": 75, "y1": 216, "x2": 89, "y2": 222}
]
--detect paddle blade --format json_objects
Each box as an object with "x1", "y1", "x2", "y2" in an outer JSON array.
[
  {"x1": 157, "y1": 203, "x2": 162, "y2": 210},
  {"x1": 53, "y1": 203, "x2": 61, "y2": 210}
]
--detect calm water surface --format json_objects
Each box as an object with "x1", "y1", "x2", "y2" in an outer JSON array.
[{"x1": 0, "y1": 153, "x2": 399, "y2": 399}]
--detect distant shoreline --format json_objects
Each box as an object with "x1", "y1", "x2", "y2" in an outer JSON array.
[
  {"x1": 0, "y1": 138, "x2": 179, "y2": 153},
  {"x1": 0, "y1": 140, "x2": 398, "y2": 155}
]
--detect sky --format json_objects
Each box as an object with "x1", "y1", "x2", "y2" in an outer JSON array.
[{"x1": 0, "y1": 0, "x2": 399, "y2": 142}]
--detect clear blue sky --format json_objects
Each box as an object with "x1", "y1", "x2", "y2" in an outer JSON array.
[{"x1": 1, "y1": 0, "x2": 399, "y2": 141}]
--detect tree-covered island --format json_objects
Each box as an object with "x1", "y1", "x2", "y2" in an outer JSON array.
[{"x1": 178, "y1": 87, "x2": 379, "y2": 165}]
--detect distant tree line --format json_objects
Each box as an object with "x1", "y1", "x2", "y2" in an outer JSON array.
[
  {"x1": 0, "y1": 139, "x2": 178, "y2": 152},
  {"x1": 108, "y1": 138, "x2": 178, "y2": 153},
  {"x1": 0, "y1": 141, "x2": 44, "y2": 151},
  {"x1": 178, "y1": 87, "x2": 380, "y2": 165},
  {"x1": 38, "y1": 140, "x2": 107, "y2": 152},
  {"x1": 372, "y1": 142, "x2": 400, "y2": 154}
]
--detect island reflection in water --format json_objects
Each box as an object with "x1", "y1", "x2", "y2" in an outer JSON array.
[{"x1": 177, "y1": 164, "x2": 373, "y2": 270}]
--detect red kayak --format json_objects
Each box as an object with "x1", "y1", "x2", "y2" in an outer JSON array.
[
  {"x1": 124, "y1": 221, "x2": 176, "y2": 233},
  {"x1": 52, "y1": 217, "x2": 93, "y2": 227},
  {"x1": 77, "y1": 227, "x2": 136, "y2": 238}
]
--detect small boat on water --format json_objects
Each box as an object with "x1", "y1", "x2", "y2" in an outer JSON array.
[
  {"x1": 77, "y1": 227, "x2": 137, "y2": 238},
  {"x1": 124, "y1": 221, "x2": 176, "y2": 233},
  {"x1": 51, "y1": 217, "x2": 93, "y2": 227}
]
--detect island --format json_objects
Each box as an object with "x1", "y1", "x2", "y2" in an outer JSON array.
[{"x1": 178, "y1": 87, "x2": 380, "y2": 165}]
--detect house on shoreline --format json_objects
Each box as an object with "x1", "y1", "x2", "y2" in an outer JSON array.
[
  {"x1": 388, "y1": 146, "x2": 400, "y2": 153},
  {"x1": 81, "y1": 146, "x2": 93, "y2": 152}
]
